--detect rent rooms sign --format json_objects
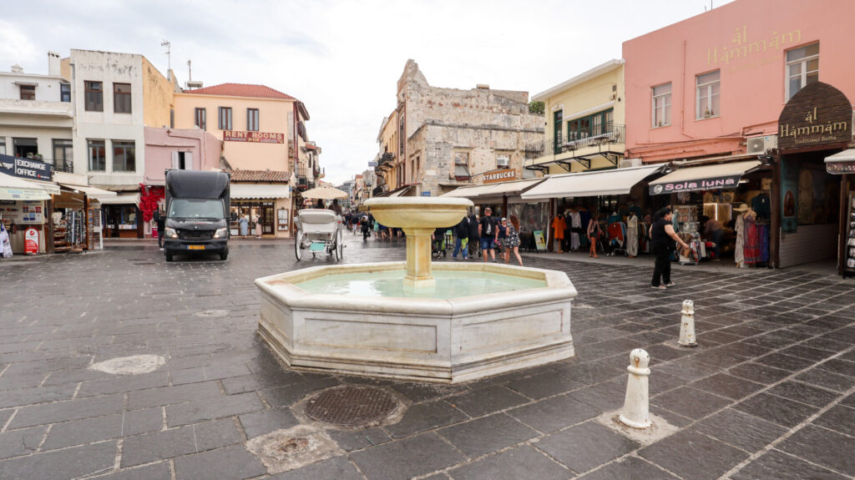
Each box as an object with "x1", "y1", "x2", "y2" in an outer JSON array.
[
  {"x1": 223, "y1": 130, "x2": 285, "y2": 144},
  {"x1": 778, "y1": 82, "x2": 852, "y2": 151}
]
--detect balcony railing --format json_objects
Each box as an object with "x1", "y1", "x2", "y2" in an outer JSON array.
[{"x1": 527, "y1": 124, "x2": 625, "y2": 157}]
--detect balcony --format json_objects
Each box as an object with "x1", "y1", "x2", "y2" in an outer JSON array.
[{"x1": 526, "y1": 124, "x2": 625, "y2": 170}]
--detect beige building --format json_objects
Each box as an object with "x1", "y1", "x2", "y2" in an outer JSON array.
[
  {"x1": 174, "y1": 83, "x2": 316, "y2": 237},
  {"x1": 383, "y1": 60, "x2": 544, "y2": 198}
]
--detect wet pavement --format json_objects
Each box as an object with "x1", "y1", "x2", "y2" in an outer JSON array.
[{"x1": 1, "y1": 233, "x2": 854, "y2": 479}]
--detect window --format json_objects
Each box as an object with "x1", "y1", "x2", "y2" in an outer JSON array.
[
  {"x1": 454, "y1": 152, "x2": 470, "y2": 179},
  {"x1": 218, "y1": 107, "x2": 232, "y2": 130},
  {"x1": 786, "y1": 42, "x2": 819, "y2": 100},
  {"x1": 52, "y1": 139, "x2": 73, "y2": 170},
  {"x1": 652, "y1": 83, "x2": 672, "y2": 127},
  {"x1": 13, "y1": 138, "x2": 38, "y2": 158},
  {"x1": 113, "y1": 83, "x2": 131, "y2": 113},
  {"x1": 247, "y1": 108, "x2": 259, "y2": 131},
  {"x1": 85, "y1": 81, "x2": 103, "y2": 111},
  {"x1": 496, "y1": 155, "x2": 510, "y2": 168},
  {"x1": 0, "y1": 139, "x2": 5, "y2": 155},
  {"x1": 696, "y1": 71, "x2": 720, "y2": 119},
  {"x1": 88, "y1": 140, "x2": 106, "y2": 171},
  {"x1": 567, "y1": 108, "x2": 614, "y2": 141},
  {"x1": 195, "y1": 108, "x2": 207, "y2": 130},
  {"x1": 19, "y1": 85, "x2": 35, "y2": 100},
  {"x1": 113, "y1": 141, "x2": 136, "y2": 172},
  {"x1": 60, "y1": 83, "x2": 71, "y2": 102},
  {"x1": 170, "y1": 109, "x2": 174, "y2": 129}
]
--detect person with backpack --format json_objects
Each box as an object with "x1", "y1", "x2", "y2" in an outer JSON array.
[
  {"x1": 360, "y1": 214, "x2": 371, "y2": 241},
  {"x1": 452, "y1": 216, "x2": 469, "y2": 259},
  {"x1": 479, "y1": 207, "x2": 498, "y2": 263}
]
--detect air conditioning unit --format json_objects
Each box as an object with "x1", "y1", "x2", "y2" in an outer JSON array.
[
  {"x1": 496, "y1": 155, "x2": 510, "y2": 167},
  {"x1": 746, "y1": 135, "x2": 777, "y2": 154},
  {"x1": 619, "y1": 158, "x2": 643, "y2": 169}
]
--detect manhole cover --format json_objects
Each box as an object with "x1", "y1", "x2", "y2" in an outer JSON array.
[{"x1": 305, "y1": 386, "x2": 398, "y2": 427}]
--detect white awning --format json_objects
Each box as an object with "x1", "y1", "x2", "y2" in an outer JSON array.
[
  {"x1": 98, "y1": 192, "x2": 140, "y2": 205},
  {"x1": 482, "y1": 178, "x2": 545, "y2": 196},
  {"x1": 522, "y1": 165, "x2": 665, "y2": 200},
  {"x1": 25, "y1": 179, "x2": 61, "y2": 196},
  {"x1": 825, "y1": 149, "x2": 855, "y2": 163},
  {"x1": 442, "y1": 184, "x2": 496, "y2": 198},
  {"x1": 59, "y1": 183, "x2": 118, "y2": 200},
  {"x1": 231, "y1": 183, "x2": 290, "y2": 200},
  {"x1": 387, "y1": 186, "x2": 411, "y2": 198},
  {"x1": 0, "y1": 172, "x2": 52, "y2": 201},
  {"x1": 648, "y1": 160, "x2": 761, "y2": 195}
]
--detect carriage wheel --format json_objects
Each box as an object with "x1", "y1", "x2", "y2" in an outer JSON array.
[
  {"x1": 295, "y1": 230, "x2": 304, "y2": 261},
  {"x1": 334, "y1": 229, "x2": 343, "y2": 262}
]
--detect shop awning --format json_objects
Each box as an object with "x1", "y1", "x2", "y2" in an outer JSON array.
[
  {"x1": 442, "y1": 184, "x2": 496, "y2": 198},
  {"x1": 648, "y1": 160, "x2": 761, "y2": 195},
  {"x1": 0, "y1": 171, "x2": 52, "y2": 201},
  {"x1": 59, "y1": 183, "x2": 118, "y2": 201},
  {"x1": 825, "y1": 149, "x2": 855, "y2": 174},
  {"x1": 442, "y1": 178, "x2": 547, "y2": 202},
  {"x1": 27, "y1": 180, "x2": 61, "y2": 196},
  {"x1": 522, "y1": 165, "x2": 665, "y2": 200},
  {"x1": 98, "y1": 192, "x2": 140, "y2": 205},
  {"x1": 231, "y1": 183, "x2": 290, "y2": 200},
  {"x1": 387, "y1": 186, "x2": 411, "y2": 198}
]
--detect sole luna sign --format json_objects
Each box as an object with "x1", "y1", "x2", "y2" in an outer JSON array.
[{"x1": 650, "y1": 175, "x2": 741, "y2": 195}]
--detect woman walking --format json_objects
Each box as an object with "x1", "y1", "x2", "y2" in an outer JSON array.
[
  {"x1": 587, "y1": 213, "x2": 602, "y2": 258},
  {"x1": 649, "y1": 207, "x2": 690, "y2": 290},
  {"x1": 503, "y1": 215, "x2": 523, "y2": 266},
  {"x1": 239, "y1": 214, "x2": 249, "y2": 239}
]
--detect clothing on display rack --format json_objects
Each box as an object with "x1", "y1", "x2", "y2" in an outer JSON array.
[
  {"x1": 627, "y1": 214, "x2": 639, "y2": 257},
  {"x1": 570, "y1": 210, "x2": 581, "y2": 251},
  {"x1": 751, "y1": 194, "x2": 771, "y2": 220},
  {"x1": 0, "y1": 221, "x2": 12, "y2": 258},
  {"x1": 743, "y1": 215, "x2": 760, "y2": 265},
  {"x1": 551, "y1": 215, "x2": 566, "y2": 252}
]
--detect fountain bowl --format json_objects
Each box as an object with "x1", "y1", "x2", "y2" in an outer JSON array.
[
  {"x1": 256, "y1": 261, "x2": 576, "y2": 384},
  {"x1": 365, "y1": 197, "x2": 473, "y2": 229}
]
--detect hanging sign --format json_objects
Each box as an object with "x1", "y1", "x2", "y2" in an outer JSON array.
[
  {"x1": 24, "y1": 227, "x2": 39, "y2": 254},
  {"x1": 649, "y1": 175, "x2": 742, "y2": 195},
  {"x1": 778, "y1": 82, "x2": 852, "y2": 151},
  {"x1": 0, "y1": 154, "x2": 52, "y2": 181},
  {"x1": 223, "y1": 131, "x2": 284, "y2": 144}
]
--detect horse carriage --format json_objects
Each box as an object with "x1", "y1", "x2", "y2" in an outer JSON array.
[{"x1": 294, "y1": 186, "x2": 348, "y2": 261}]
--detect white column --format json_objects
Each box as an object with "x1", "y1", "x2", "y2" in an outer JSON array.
[
  {"x1": 618, "y1": 348, "x2": 651, "y2": 429},
  {"x1": 678, "y1": 300, "x2": 698, "y2": 347}
]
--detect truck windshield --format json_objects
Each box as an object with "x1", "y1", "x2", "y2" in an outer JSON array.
[{"x1": 168, "y1": 199, "x2": 224, "y2": 219}]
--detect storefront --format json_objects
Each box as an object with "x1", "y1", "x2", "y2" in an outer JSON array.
[
  {"x1": 649, "y1": 159, "x2": 771, "y2": 265},
  {"x1": 229, "y1": 183, "x2": 291, "y2": 238},
  {"x1": 99, "y1": 193, "x2": 143, "y2": 239},
  {"x1": 522, "y1": 165, "x2": 664, "y2": 253},
  {"x1": 775, "y1": 82, "x2": 854, "y2": 274},
  {"x1": 0, "y1": 157, "x2": 57, "y2": 254}
]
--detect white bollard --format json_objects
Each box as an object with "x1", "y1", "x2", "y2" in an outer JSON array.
[
  {"x1": 678, "y1": 300, "x2": 697, "y2": 347},
  {"x1": 618, "y1": 348, "x2": 651, "y2": 429}
]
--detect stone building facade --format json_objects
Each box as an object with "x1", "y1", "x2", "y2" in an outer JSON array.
[{"x1": 391, "y1": 60, "x2": 544, "y2": 197}]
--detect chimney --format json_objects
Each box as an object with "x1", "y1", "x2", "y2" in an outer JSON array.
[
  {"x1": 48, "y1": 51, "x2": 61, "y2": 76},
  {"x1": 476, "y1": 84, "x2": 490, "y2": 90},
  {"x1": 11, "y1": 64, "x2": 23, "y2": 74}
]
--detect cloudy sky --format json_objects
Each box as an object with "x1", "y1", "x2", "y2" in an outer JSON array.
[{"x1": 3, "y1": 0, "x2": 732, "y2": 184}]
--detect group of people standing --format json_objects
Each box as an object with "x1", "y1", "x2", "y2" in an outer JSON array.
[{"x1": 445, "y1": 208, "x2": 523, "y2": 266}]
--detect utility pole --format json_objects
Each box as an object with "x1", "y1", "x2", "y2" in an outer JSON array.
[
  {"x1": 187, "y1": 59, "x2": 192, "y2": 82},
  {"x1": 161, "y1": 40, "x2": 171, "y2": 71}
]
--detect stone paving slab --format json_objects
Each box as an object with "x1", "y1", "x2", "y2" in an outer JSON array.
[{"x1": 0, "y1": 236, "x2": 854, "y2": 479}]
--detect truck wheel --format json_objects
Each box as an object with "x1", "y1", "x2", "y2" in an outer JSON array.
[
  {"x1": 165, "y1": 253, "x2": 174, "y2": 262},
  {"x1": 220, "y1": 252, "x2": 228, "y2": 261}
]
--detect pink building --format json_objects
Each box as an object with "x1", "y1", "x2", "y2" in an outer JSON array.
[
  {"x1": 623, "y1": 0, "x2": 855, "y2": 273},
  {"x1": 624, "y1": 0, "x2": 854, "y2": 162}
]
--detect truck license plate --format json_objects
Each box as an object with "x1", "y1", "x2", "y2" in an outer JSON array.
[{"x1": 187, "y1": 245, "x2": 205, "y2": 250}]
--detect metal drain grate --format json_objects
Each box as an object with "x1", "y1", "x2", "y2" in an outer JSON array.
[{"x1": 305, "y1": 386, "x2": 398, "y2": 427}]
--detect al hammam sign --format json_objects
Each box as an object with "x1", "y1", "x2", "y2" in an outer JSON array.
[
  {"x1": 223, "y1": 130, "x2": 285, "y2": 144},
  {"x1": 778, "y1": 82, "x2": 852, "y2": 151}
]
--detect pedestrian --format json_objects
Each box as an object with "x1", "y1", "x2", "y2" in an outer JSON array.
[
  {"x1": 587, "y1": 213, "x2": 602, "y2": 258},
  {"x1": 452, "y1": 216, "x2": 469, "y2": 259},
  {"x1": 316, "y1": 199, "x2": 324, "y2": 209},
  {"x1": 330, "y1": 199, "x2": 343, "y2": 216},
  {"x1": 503, "y1": 215, "x2": 523, "y2": 266},
  {"x1": 361, "y1": 214, "x2": 371, "y2": 241},
  {"x1": 479, "y1": 207, "x2": 497, "y2": 263},
  {"x1": 468, "y1": 212, "x2": 480, "y2": 260},
  {"x1": 702, "y1": 215, "x2": 724, "y2": 261},
  {"x1": 254, "y1": 215, "x2": 263, "y2": 239},
  {"x1": 650, "y1": 207, "x2": 690, "y2": 290},
  {"x1": 239, "y1": 214, "x2": 249, "y2": 239},
  {"x1": 154, "y1": 209, "x2": 166, "y2": 250},
  {"x1": 497, "y1": 217, "x2": 507, "y2": 258}
]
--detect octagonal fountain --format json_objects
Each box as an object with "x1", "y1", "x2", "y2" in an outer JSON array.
[{"x1": 255, "y1": 198, "x2": 577, "y2": 383}]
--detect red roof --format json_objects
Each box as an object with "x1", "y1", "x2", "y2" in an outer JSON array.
[{"x1": 183, "y1": 83, "x2": 296, "y2": 101}]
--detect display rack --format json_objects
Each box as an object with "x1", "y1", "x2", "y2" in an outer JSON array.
[{"x1": 845, "y1": 191, "x2": 855, "y2": 279}]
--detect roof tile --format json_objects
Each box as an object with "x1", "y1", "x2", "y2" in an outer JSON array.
[
  {"x1": 182, "y1": 83, "x2": 295, "y2": 101},
  {"x1": 228, "y1": 169, "x2": 289, "y2": 183}
]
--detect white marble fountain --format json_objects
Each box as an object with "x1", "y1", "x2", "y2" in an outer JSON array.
[{"x1": 255, "y1": 197, "x2": 577, "y2": 383}]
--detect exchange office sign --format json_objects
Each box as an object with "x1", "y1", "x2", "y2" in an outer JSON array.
[
  {"x1": 483, "y1": 169, "x2": 517, "y2": 184},
  {"x1": 223, "y1": 130, "x2": 285, "y2": 144},
  {"x1": 649, "y1": 175, "x2": 742, "y2": 195},
  {"x1": 778, "y1": 82, "x2": 852, "y2": 151},
  {"x1": 0, "y1": 154, "x2": 52, "y2": 181}
]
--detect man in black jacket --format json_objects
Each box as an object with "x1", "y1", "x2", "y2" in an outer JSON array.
[
  {"x1": 467, "y1": 213, "x2": 480, "y2": 259},
  {"x1": 154, "y1": 209, "x2": 166, "y2": 250},
  {"x1": 452, "y1": 216, "x2": 469, "y2": 259}
]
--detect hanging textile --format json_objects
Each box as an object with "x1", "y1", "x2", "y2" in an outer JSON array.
[
  {"x1": 759, "y1": 224, "x2": 770, "y2": 263},
  {"x1": 627, "y1": 215, "x2": 639, "y2": 256},
  {"x1": 734, "y1": 215, "x2": 745, "y2": 266},
  {"x1": 570, "y1": 211, "x2": 581, "y2": 250},
  {"x1": 743, "y1": 216, "x2": 760, "y2": 264}
]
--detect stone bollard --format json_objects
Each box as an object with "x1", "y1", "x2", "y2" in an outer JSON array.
[
  {"x1": 678, "y1": 300, "x2": 697, "y2": 347},
  {"x1": 618, "y1": 348, "x2": 651, "y2": 429}
]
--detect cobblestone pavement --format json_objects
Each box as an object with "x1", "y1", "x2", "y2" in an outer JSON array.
[{"x1": 2, "y1": 234, "x2": 854, "y2": 480}]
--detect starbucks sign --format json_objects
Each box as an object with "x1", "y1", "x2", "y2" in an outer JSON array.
[{"x1": 778, "y1": 82, "x2": 852, "y2": 151}]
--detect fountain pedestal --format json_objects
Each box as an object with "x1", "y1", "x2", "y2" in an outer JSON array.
[{"x1": 404, "y1": 227, "x2": 436, "y2": 288}]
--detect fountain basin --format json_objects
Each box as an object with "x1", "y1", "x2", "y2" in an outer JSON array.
[{"x1": 256, "y1": 262, "x2": 576, "y2": 384}]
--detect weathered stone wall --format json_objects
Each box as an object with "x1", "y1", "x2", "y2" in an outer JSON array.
[{"x1": 397, "y1": 60, "x2": 544, "y2": 196}]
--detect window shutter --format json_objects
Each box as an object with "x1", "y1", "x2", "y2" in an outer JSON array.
[
  {"x1": 171, "y1": 151, "x2": 180, "y2": 169},
  {"x1": 184, "y1": 152, "x2": 193, "y2": 170}
]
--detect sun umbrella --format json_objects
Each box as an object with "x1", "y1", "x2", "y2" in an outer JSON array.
[{"x1": 300, "y1": 186, "x2": 348, "y2": 200}]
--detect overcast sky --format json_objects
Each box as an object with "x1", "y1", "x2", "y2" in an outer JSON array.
[{"x1": 3, "y1": 0, "x2": 732, "y2": 185}]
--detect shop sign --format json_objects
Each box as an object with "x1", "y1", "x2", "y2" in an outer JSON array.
[
  {"x1": 0, "y1": 154, "x2": 52, "y2": 181},
  {"x1": 483, "y1": 169, "x2": 517, "y2": 184},
  {"x1": 827, "y1": 161, "x2": 855, "y2": 175},
  {"x1": 421, "y1": 191, "x2": 431, "y2": 196},
  {"x1": 223, "y1": 130, "x2": 285, "y2": 144},
  {"x1": 649, "y1": 175, "x2": 742, "y2": 195},
  {"x1": 781, "y1": 158, "x2": 799, "y2": 233},
  {"x1": 778, "y1": 82, "x2": 852, "y2": 151},
  {"x1": 24, "y1": 227, "x2": 38, "y2": 254},
  {"x1": 533, "y1": 230, "x2": 546, "y2": 251}
]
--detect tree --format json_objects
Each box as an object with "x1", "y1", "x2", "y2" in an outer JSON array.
[{"x1": 529, "y1": 101, "x2": 545, "y2": 115}]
